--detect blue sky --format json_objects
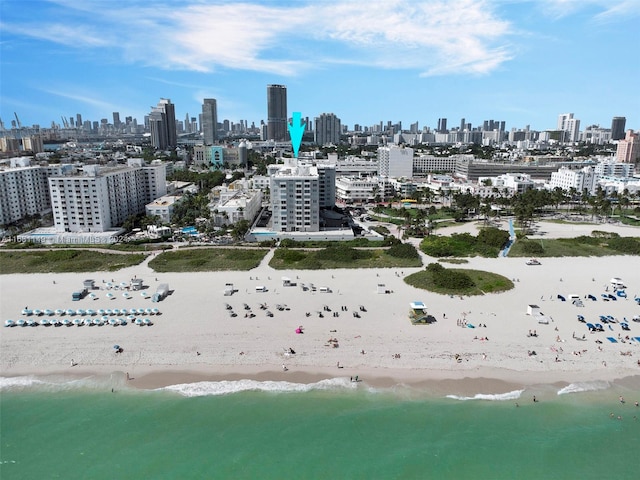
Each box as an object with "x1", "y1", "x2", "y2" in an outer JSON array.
[{"x1": 1, "y1": 0, "x2": 638, "y2": 132}]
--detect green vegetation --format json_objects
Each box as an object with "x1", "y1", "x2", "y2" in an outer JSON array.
[
  {"x1": 405, "y1": 263, "x2": 514, "y2": 296},
  {"x1": 420, "y1": 227, "x2": 510, "y2": 258},
  {"x1": 148, "y1": 248, "x2": 267, "y2": 272},
  {"x1": 439, "y1": 258, "x2": 469, "y2": 264},
  {"x1": 278, "y1": 238, "x2": 389, "y2": 248},
  {"x1": 269, "y1": 244, "x2": 422, "y2": 270},
  {"x1": 509, "y1": 232, "x2": 640, "y2": 257},
  {"x1": 0, "y1": 250, "x2": 146, "y2": 274}
]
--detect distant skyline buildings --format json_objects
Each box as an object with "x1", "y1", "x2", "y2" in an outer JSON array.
[
  {"x1": 267, "y1": 84, "x2": 287, "y2": 142},
  {"x1": 314, "y1": 113, "x2": 341, "y2": 146}
]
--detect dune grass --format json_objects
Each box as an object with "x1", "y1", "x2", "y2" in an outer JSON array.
[
  {"x1": 148, "y1": 248, "x2": 268, "y2": 272},
  {"x1": 405, "y1": 265, "x2": 514, "y2": 296},
  {"x1": 0, "y1": 250, "x2": 146, "y2": 274}
]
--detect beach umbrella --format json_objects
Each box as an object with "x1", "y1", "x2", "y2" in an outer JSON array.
[
  {"x1": 112, "y1": 308, "x2": 120, "y2": 315},
  {"x1": 105, "y1": 309, "x2": 112, "y2": 315},
  {"x1": 137, "y1": 308, "x2": 145, "y2": 315},
  {"x1": 86, "y1": 309, "x2": 95, "y2": 316},
  {"x1": 127, "y1": 315, "x2": 136, "y2": 321},
  {"x1": 93, "y1": 318, "x2": 102, "y2": 326},
  {"x1": 120, "y1": 281, "x2": 128, "y2": 288},
  {"x1": 145, "y1": 308, "x2": 152, "y2": 315},
  {"x1": 66, "y1": 309, "x2": 75, "y2": 316},
  {"x1": 76, "y1": 309, "x2": 85, "y2": 316},
  {"x1": 44, "y1": 309, "x2": 54, "y2": 316},
  {"x1": 113, "y1": 344, "x2": 120, "y2": 350},
  {"x1": 98, "y1": 309, "x2": 106, "y2": 316},
  {"x1": 140, "y1": 291, "x2": 148, "y2": 297},
  {"x1": 62, "y1": 319, "x2": 71, "y2": 326},
  {"x1": 109, "y1": 318, "x2": 117, "y2": 326},
  {"x1": 123, "y1": 292, "x2": 131, "y2": 299},
  {"x1": 40, "y1": 319, "x2": 50, "y2": 326},
  {"x1": 50, "y1": 318, "x2": 58, "y2": 326},
  {"x1": 18, "y1": 319, "x2": 26, "y2": 327},
  {"x1": 89, "y1": 292, "x2": 97, "y2": 299},
  {"x1": 135, "y1": 318, "x2": 143, "y2": 326},
  {"x1": 5, "y1": 319, "x2": 15, "y2": 327},
  {"x1": 73, "y1": 318, "x2": 82, "y2": 326},
  {"x1": 55, "y1": 309, "x2": 64, "y2": 315},
  {"x1": 27, "y1": 319, "x2": 37, "y2": 327},
  {"x1": 143, "y1": 318, "x2": 152, "y2": 326},
  {"x1": 33, "y1": 309, "x2": 42, "y2": 316},
  {"x1": 119, "y1": 318, "x2": 127, "y2": 326},
  {"x1": 107, "y1": 293, "x2": 115, "y2": 299},
  {"x1": 129, "y1": 308, "x2": 137, "y2": 315},
  {"x1": 83, "y1": 318, "x2": 92, "y2": 326},
  {"x1": 151, "y1": 308, "x2": 159, "y2": 315},
  {"x1": 21, "y1": 308, "x2": 32, "y2": 316}
]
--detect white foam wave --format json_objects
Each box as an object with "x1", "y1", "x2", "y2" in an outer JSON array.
[
  {"x1": 157, "y1": 377, "x2": 357, "y2": 397},
  {"x1": 446, "y1": 389, "x2": 524, "y2": 401},
  {"x1": 557, "y1": 381, "x2": 611, "y2": 396},
  {"x1": 0, "y1": 374, "x2": 123, "y2": 392},
  {"x1": 0, "y1": 376, "x2": 45, "y2": 390}
]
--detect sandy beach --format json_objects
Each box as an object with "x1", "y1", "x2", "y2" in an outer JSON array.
[{"x1": 2, "y1": 220, "x2": 640, "y2": 394}]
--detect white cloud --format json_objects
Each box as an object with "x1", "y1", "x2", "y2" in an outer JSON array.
[
  {"x1": 0, "y1": 21, "x2": 107, "y2": 47},
  {"x1": 9, "y1": 0, "x2": 515, "y2": 77},
  {"x1": 536, "y1": 0, "x2": 640, "y2": 20}
]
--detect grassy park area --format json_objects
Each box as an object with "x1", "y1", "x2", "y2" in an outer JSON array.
[{"x1": 509, "y1": 233, "x2": 640, "y2": 257}]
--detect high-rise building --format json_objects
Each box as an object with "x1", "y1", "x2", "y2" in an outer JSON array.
[
  {"x1": 437, "y1": 118, "x2": 447, "y2": 133},
  {"x1": 616, "y1": 130, "x2": 640, "y2": 163},
  {"x1": 112, "y1": 112, "x2": 121, "y2": 128},
  {"x1": 267, "y1": 84, "x2": 287, "y2": 142},
  {"x1": 269, "y1": 161, "x2": 336, "y2": 232},
  {"x1": 611, "y1": 117, "x2": 627, "y2": 141},
  {"x1": 557, "y1": 113, "x2": 580, "y2": 143},
  {"x1": 149, "y1": 99, "x2": 177, "y2": 150},
  {"x1": 48, "y1": 160, "x2": 167, "y2": 233},
  {"x1": 314, "y1": 113, "x2": 341, "y2": 146},
  {"x1": 202, "y1": 99, "x2": 218, "y2": 144},
  {"x1": 378, "y1": 145, "x2": 414, "y2": 178}
]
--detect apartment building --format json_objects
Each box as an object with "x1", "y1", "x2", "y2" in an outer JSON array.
[
  {"x1": 378, "y1": 145, "x2": 414, "y2": 178},
  {"x1": 48, "y1": 159, "x2": 166, "y2": 232}
]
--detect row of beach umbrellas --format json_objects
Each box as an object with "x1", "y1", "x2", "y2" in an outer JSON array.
[
  {"x1": 21, "y1": 307, "x2": 159, "y2": 316},
  {"x1": 5, "y1": 317, "x2": 154, "y2": 327}
]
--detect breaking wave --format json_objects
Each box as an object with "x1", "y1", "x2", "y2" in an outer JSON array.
[
  {"x1": 158, "y1": 377, "x2": 357, "y2": 397},
  {"x1": 557, "y1": 381, "x2": 611, "y2": 395},
  {"x1": 446, "y1": 389, "x2": 524, "y2": 401}
]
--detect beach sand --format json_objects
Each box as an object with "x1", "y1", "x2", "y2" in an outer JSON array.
[{"x1": 2, "y1": 221, "x2": 640, "y2": 394}]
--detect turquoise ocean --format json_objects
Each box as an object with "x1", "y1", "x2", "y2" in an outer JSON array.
[{"x1": 1, "y1": 375, "x2": 639, "y2": 479}]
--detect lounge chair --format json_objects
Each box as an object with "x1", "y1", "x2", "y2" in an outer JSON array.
[{"x1": 606, "y1": 337, "x2": 618, "y2": 343}]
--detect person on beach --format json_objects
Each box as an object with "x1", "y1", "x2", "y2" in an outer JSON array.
[
  {"x1": 126, "y1": 372, "x2": 130, "y2": 380},
  {"x1": 533, "y1": 396, "x2": 538, "y2": 403},
  {"x1": 282, "y1": 364, "x2": 288, "y2": 372}
]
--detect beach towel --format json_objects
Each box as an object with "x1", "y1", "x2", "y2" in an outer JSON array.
[{"x1": 606, "y1": 337, "x2": 618, "y2": 343}]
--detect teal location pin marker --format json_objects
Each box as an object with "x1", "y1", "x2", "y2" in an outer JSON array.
[{"x1": 288, "y1": 112, "x2": 306, "y2": 158}]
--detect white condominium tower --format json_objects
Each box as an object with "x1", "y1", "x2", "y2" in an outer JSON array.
[
  {"x1": 270, "y1": 161, "x2": 336, "y2": 232},
  {"x1": 378, "y1": 145, "x2": 414, "y2": 178},
  {"x1": 48, "y1": 159, "x2": 167, "y2": 233}
]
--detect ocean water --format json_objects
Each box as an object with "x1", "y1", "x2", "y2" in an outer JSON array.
[{"x1": 1, "y1": 376, "x2": 639, "y2": 480}]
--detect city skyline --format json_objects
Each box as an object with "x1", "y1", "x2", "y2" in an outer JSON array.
[{"x1": 1, "y1": 0, "x2": 639, "y2": 132}]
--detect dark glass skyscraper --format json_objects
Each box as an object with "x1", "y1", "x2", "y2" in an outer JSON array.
[
  {"x1": 267, "y1": 84, "x2": 287, "y2": 141},
  {"x1": 611, "y1": 116, "x2": 626, "y2": 141},
  {"x1": 149, "y1": 98, "x2": 177, "y2": 150},
  {"x1": 202, "y1": 98, "x2": 218, "y2": 144}
]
